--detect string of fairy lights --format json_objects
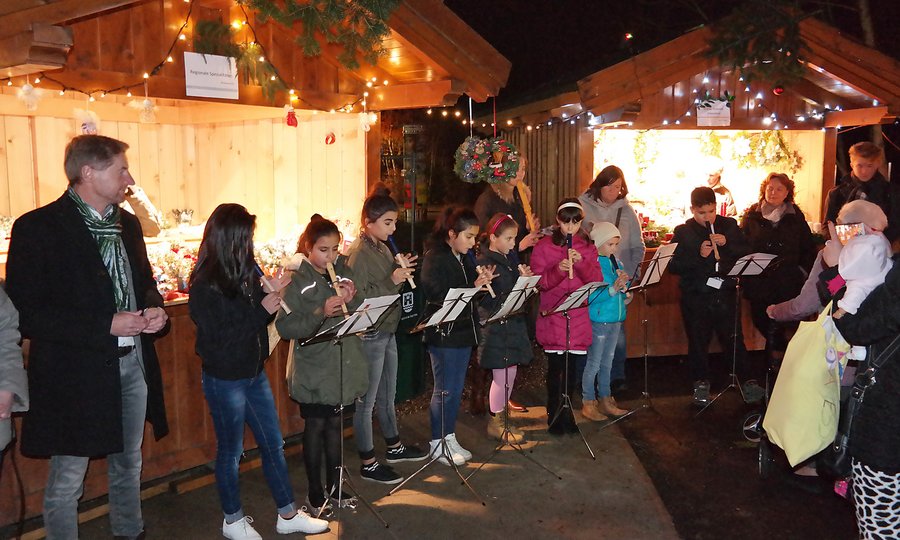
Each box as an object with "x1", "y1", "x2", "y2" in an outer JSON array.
[{"x1": 0, "y1": 0, "x2": 379, "y2": 117}]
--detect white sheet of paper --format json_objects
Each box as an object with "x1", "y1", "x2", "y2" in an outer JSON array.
[
  {"x1": 628, "y1": 242, "x2": 678, "y2": 292},
  {"x1": 423, "y1": 287, "x2": 482, "y2": 328},
  {"x1": 727, "y1": 253, "x2": 777, "y2": 277},
  {"x1": 485, "y1": 275, "x2": 541, "y2": 323},
  {"x1": 337, "y1": 294, "x2": 401, "y2": 336},
  {"x1": 548, "y1": 281, "x2": 607, "y2": 314}
]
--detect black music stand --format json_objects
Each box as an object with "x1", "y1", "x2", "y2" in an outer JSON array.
[
  {"x1": 543, "y1": 280, "x2": 607, "y2": 459},
  {"x1": 695, "y1": 252, "x2": 776, "y2": 416},
  {"x1": 596, "y1": 243, "x2": 678, "y2": 432},
  {"x1": 389, "y1": 286, "x2": 486, "y2": 505},
  {"x1": 300, "y1": 293, "x2": 401, "y2": 533},
  {"x1": 466, "y1": 275, "x2": 562, "y2": 483}
]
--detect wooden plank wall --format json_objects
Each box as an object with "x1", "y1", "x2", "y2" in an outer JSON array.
[
  {"x1": 504, "y1": 115, "x2": 594, "y2": 226},
  {"x1": 0, "y1": 103, "x2": 366, "y2": 240}
]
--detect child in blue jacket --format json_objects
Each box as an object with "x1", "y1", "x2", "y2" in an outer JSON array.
[{"x1": 583, "y1": 222, "x2": 631, "y2": 420}]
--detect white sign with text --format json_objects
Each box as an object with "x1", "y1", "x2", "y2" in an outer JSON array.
[{"x1": 184, "y1": 52, "x2": 238, "y2": 100}]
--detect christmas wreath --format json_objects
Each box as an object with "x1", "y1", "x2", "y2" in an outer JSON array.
[{"x1": 453, "y1": 136, "x2": 520, "y2": 184}]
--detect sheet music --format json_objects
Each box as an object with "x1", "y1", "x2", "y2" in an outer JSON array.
[
  {"x1": 337, "y1": 294, "x2": 400, "y2": 336},
  {"x1": 548, "y1": 281, "x2": 607, "y2": 314},
  {"x1": 628, "y1": 242, "x2": 677, "y2": 292},
  {"x1": 484, "y1": 275, "x2": 541, "y2": 323},
  {"x1": 423, "y1": 287, "x2": 482, "y2": 328},
  {"x1": 727, "y1": 252, "x2": 777, "y2": 277}
]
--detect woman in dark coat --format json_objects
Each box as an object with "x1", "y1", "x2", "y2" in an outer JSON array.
[
  {"x1": 834, "y1": 258, "x2": 900, "y2": 538},
  {"x1": 476, "y1": 213, "x2": 534, "y2": 441},
  {"x1": 740, "y1": 172, "x2": 817, "y2": 354}
]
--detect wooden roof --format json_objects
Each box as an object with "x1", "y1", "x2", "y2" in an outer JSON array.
[
  {"x1": 0, "y1": 0, "x2": 511, "y2": 110},
  {"x1": 577, "y1": 18, "x2": 898, "y2": 126},
  {"x1": 480, "y1": 17, "x2": 898, "y2": 129}
]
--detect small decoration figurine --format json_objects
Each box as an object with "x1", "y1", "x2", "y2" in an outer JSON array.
[{"x1": 284, "y1": 104, "x2": 298, "y2": 127}]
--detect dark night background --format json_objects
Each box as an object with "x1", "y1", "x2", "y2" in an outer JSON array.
[
  {"x1": 382, "y1": 1, "x2": 899, "y2": 208},
  {"x1": 444, "y1": 0, "x2": 900, "y2": 109}
]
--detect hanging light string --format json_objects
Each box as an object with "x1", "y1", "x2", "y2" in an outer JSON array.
[{"x1": 2, "y1": 0, "x2": 371, "y2": 115}]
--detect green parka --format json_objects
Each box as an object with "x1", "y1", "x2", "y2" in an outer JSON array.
[
  {"x1": 276, "y1": 256, "x2": 367, "y2": 406},
  {"x1": 345, "y1": 234, "x2": 403, "y2": 333}
]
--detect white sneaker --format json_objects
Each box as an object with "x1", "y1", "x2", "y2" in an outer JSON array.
[
  {"x1": 445, "y1": 433, "x2": 472, "y2": 461},
  {"x1": 428, "y1": 438, "x2": 465, "y2": 466},
  {"x1": 223, "y1": 516, "x2": 262, "y2": 540},
  {"x1": 276, "y1": 509, "x2": 329, "y2": 535}
]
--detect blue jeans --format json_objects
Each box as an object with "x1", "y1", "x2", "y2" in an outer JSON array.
[
  {"x1": 611, "y1": 325, "x2": 627, "y2": 382},
  {"x1": 353, "y1": 332, "x2": 400, "y2": 457},
  {"x1": 584, "y1": 322, "x2": 622, "y2": 400},
  {"x1": 202, "y1": 371, "x2": 295, "y2": 522},
  {"x1": 428, "y1": 346, "x2": 470, "y2": 440},
  {"x1": 43, "y1": 350, "x2": 147, "y2": 540}
]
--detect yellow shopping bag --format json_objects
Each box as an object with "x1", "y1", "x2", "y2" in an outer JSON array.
[{"x1": 763, "y1": 302, "x2": 848, "y2": 466}]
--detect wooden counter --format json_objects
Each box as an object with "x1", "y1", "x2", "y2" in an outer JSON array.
[
  {"x1": 0, "y1": 302, "x2": 304, "y2": 528},
  {"x1": 623, "y1": 247, "x2": 765, "y2": 358}
]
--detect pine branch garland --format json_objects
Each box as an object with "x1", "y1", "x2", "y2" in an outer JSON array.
[{"x1": 237, "y1": 0, "x2": 400, "y2": 71}]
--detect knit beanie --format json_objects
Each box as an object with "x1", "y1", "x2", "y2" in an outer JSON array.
[
  {"x1": 590, "y1": 222, "x2": 621, "y2": 247},
  {"x1": 837, "y1": 200, "x2": 888, "y2": 231}
]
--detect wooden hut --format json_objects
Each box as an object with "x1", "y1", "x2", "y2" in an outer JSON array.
[
  {"x1": 475, "y1": 17, "x2": 898, "y2": 358},
  {"x1": 0, "y1": 0, "x2": 509, "y2": 527}
]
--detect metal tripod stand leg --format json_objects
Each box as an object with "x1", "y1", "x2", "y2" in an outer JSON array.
[
  {"x1": 548, "y1": 331, "x2": 596, "y2": 459},
  {"x1": 315, "y1": 340, "x2": 389, "y2": 537},
  {"x1": 596, "y1": 290, "x2": 681, "y2": 445},
  {"x1": 388, "y1": 382, "x2": 485, "y2": 505},
  {"x1": 467, "y1": 361, "x2": 561, "y2": 482},
  {"x1": 695, "y1": 280, "x2": 746, "y2": 417}
]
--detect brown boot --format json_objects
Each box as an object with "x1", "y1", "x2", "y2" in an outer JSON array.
[
  {"x1": 581, "y1": 400, "x2": 608, "y2": 422},
  {"x1": 598, "y1": 396, "x2": 628, "y2": 417}
]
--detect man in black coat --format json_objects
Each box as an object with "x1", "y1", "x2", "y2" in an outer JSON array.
[
  {"x1": 824, "y1": 142, "x2": 900, "y2": 242},
  {"x1": 6, "y1": 135, "x2": 169, "y2": 539}
]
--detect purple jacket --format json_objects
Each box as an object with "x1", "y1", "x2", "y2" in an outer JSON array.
[{"x1": 531, "y1": 233, "x2": 603, "y2": 351}]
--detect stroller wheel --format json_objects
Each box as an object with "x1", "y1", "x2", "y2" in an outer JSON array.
[
  {"x1": 758, "y1": 437, "x2": 775, "y2": 479},
  {"x1": 742, "y1": 410, "x2": 763, "y2": 443}
]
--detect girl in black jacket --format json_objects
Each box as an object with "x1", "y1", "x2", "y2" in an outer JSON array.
[
  {"x1": 420, "y1": 207, "x2": 495, "y2": 466},
  {"x1": 188, "y1": 204, "x2": 327, "y2": 538},
  {"x1": 476, "y1": 213, "x2": 534, "y2": 442}
]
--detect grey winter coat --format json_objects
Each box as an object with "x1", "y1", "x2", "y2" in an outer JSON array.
[
  {"x1": 0, "y1": 288, "x2": 27, "y2": 452},
  {"x1": 578, "y1": 193, "x2": 645, "y2": 279}
]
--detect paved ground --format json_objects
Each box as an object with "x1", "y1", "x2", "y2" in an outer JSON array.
[{"x1": 6, "y1": 349, "x2": 861, "y2": 540}]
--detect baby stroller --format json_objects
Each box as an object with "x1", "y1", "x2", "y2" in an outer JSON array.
[{"x1": 741, "y1": 322, "x2": 781, "y2": 478}]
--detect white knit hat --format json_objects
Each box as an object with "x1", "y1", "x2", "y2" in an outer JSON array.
[
  {"x1": 837, "y1": 200, "x2": 888, "y2": 231},
  {"x1": 590, "y1": 222, "x2": 621, "y2": 247}
]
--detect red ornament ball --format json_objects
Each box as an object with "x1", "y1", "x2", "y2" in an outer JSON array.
[{"x1": 325, "y1": 132, "x2": 336, "y2": 145}]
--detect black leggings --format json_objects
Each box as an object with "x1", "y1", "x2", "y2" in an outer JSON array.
[{"x1": 302, "y1": 415, "x2": 342, "y2": 504}]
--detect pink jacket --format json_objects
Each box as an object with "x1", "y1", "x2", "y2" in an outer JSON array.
[{"x1": 531, "y1": 233, "x2": 603, "y2": 351}]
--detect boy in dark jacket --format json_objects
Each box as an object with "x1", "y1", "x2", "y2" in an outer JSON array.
[{"x1": 670, "y1": 187, "x2": 762, "y2": 406}]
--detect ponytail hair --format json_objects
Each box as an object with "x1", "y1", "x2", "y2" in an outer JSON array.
[
  {"x1": 297, "y1": 214, "x2": 341, "y2": 255},
  {"x1": 479, "y1": 212, "x2": 518, "y2": 250},
  {"x1": 361, "y1": 182, "x2": 399, "y2": 229},
  {"x1": 429, "y1": 206, "x2": 479, "y2": 250}
]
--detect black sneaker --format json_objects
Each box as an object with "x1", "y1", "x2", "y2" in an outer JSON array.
[
  {"x1": 359, "y1": 461, "x2": 404, "y2": 484},
  {"x1": 327, "y1": 486, "x2": 358, "y2": 509},
  {"x1": 305, "y1": 495, "x2": 333, "y2": 519},
  {"x1": 385, "y1": 443, "x2": 428, "y2": 463}
]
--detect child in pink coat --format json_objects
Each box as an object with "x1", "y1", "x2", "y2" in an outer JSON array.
[{"x1": 530, "y1": 198, "x2": 603, "y2": 434}]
